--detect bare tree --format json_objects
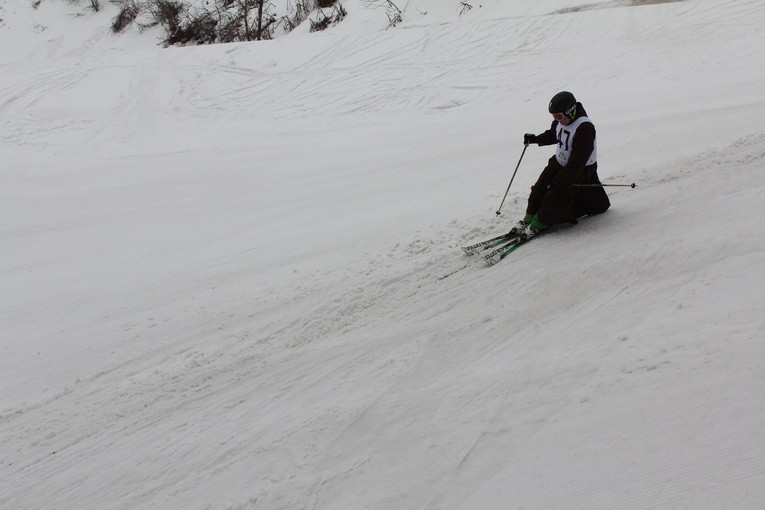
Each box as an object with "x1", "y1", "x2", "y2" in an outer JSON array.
[
  {"x1": 227, "y1": 0, "x2": 258, "y2": 40},
  {"x1": 249, "y1": 0, "x2": 277, "y2": 40}
]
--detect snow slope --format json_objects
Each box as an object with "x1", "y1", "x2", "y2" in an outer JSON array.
[{"x1": 1, "y1": 0, "x2": 764, "y2": 508}]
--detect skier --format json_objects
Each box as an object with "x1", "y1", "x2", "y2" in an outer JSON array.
[{"x1": 509, "y1": 91, "x2": 610, "y2": 239}]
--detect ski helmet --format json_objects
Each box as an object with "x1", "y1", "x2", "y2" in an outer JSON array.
[{"x1": 548, "y1": 91, "x2": 577, "y2": 119}]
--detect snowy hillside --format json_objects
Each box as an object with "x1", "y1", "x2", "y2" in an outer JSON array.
[{"x1": 1, "y1": 0, "x2": 764, "y2": 508}]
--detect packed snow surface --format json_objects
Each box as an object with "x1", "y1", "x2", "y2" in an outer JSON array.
[{"x1": 1, "y1": 0, "x2": 764, "y2": 508}]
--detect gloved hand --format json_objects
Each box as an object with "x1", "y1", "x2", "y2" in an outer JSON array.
[{"x1": 523, "y1": 133, "x2": 538, "y2": 145}]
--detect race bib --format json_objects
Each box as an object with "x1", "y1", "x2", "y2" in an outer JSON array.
[{"x1": 555, "y1": 116, "x2": 597, "y2": 167}]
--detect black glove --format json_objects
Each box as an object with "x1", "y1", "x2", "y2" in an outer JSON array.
[{"x1": 523, "y1": 133, "x2": 538, "y2": 145}]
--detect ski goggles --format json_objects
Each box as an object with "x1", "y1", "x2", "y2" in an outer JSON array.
[{"x1": 552, "y1": 105, "x2": 577, "y2": 121}]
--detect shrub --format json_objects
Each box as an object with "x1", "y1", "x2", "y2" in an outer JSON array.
[
  {"x1": 113, "y1": 0, "x2": 348, "y2": 46},
  {"x1": 147, "y1": 0, "x2": 185, "y2": 36},
  {"x1": 166, "y1": 10, "x2": 218, "y2": 45},
  {"x1": 111, "y1": 0, "x2": 140, "y2": 33},
  {"x1": 310, "y1": 3, "x2": 347, "y2": 32}
]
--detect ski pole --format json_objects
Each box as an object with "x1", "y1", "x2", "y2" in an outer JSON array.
[
  {"x1": 496, "y1": 145, "x2": 527, "y2": 216},
  {"x1": 572, "y1": 182, "x2": 637, "y2": 188}
]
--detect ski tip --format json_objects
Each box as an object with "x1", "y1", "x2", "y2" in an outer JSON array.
[
  {"x1": 481, "y1": 250, "x2": 501, "y2": 266},
  {"x1": 484, "y1": 256, "x2": 500, "y2": 266}
]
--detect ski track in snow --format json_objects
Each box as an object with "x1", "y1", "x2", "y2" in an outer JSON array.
[{"x1": 1, "y1": 0, "x2": 765, "y2": 509}]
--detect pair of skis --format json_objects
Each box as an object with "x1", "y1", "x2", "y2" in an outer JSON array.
[
  {"x1": 461, "y1": 232, "x2": 528, "y2": 266},
  {"x1": 436, "y1": 231, "x2": 530, "y2": 280}
]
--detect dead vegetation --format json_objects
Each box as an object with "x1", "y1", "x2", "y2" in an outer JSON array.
[{"x1": 110, "y1": 0, "x2": 345, "y2": 45}]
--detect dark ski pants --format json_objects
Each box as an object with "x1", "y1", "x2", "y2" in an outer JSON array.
[{"x1": 526, "y1": 157, "x2": 611, "y2": 226}]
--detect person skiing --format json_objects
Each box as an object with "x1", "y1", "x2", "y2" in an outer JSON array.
[{"x1": 509, "y1": 91, "x2": 610, "y2": 239}]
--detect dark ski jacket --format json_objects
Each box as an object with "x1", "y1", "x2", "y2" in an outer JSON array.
[{"x1": 535, "y1": 103, "x2": 597, "y2": 187}]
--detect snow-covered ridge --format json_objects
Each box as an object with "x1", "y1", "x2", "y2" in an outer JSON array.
[{"x1": 1, "y1": 0, "x2": 764, "y2": 509}]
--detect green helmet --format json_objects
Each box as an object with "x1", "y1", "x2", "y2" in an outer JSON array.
[{"x1": 548, "y1": 91, "x2": 577, "y2": 118}]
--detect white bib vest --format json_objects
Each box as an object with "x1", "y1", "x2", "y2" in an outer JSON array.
[{"x1": 555, "y1": 116, "x2": 597, "y2": 167}]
